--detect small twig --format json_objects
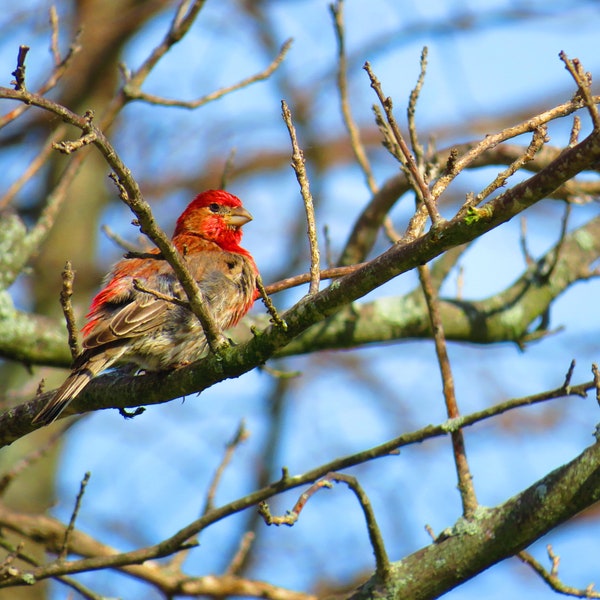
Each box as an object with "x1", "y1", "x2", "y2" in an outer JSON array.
[
  {"x1": 219, "y1": 147, "x2": 237, "y2": 190},
  {"x1": 49, "y1": 6, "x2": 61, "y2": 65},
  {"x1": 258, "y1": 479, "x2": 333, "y2": 527},
  {"x1": 53, "y1": 131, "x2": 98, "y2": 154},
  {"x1": 562, "y1": 359, "x2": 576, "y2": 392},
  {"x1": 60, "y1": 472, "x2": 91, "y2": 560},
  {"x1": 418, "y1": 264, "x2": 478, "y2": 517},
  {"x1": 364, "y1": 61, "x2": 442, "y2": 227},
  {"x1": 518, "y1": 548, "x2": 600, "y2": 598},
  {"x1": 560, "y1": 51, "x2": 600, "y2": 130},
  {"x1": 569, "y1": 115, "x2": 581, "y2": 147},
  {"x1": 257, "y1": 274, "x2": 287, "y2": 329},
  {"x1": 259, "y1": 364, "x2": 302, "y2": 379},
  {"x1": 0, "y1": 125, "x2": 67, "y2": 210},
  {"x1": 124, "y1": 38, "x2": 292, "y2": 108},
  {"x1": 170, "y1": 421, "x2": 250, "y2": 571},
  {"x1": 466, "y1": 125, "x2": 549, "y2": 209},
  {"x1": 225, "y1": 531, "x2": 255, "y2": 576},
  {"x1": 0, "y1": 538, "x2": 103, "y2": 600},
  {"x1": 203, "y1": 421, "x2": 250, "y2": 515},
  {"x1": 11, "y1": 46, "x2": 29, "y2": 91},
  {"x1": 101, "y1": 224, "x2": 145, "y2": 254},
  {"x1": 258, "y1": 472, "x2": 390, "y2": 580},
  {"x1": 407, "y1": 46, "x2": 428, "y2": 168},
  {"x1": 541, "y1": 201, "x2": 572, "y2": 281},
  {"x1": 519, "y1": 216, "x2": 534, "y2": 266},
  {"x1": 0, "y1": 421, "x2": 75, "y2": 493},
  {"x1": 263, "y1": 262, "x2": 366, "y2": 296},
  {"x1": 132, "y1": 279, "x2": 188, "y2": 308},
  {"x1": 60, "y1": 261, "x2": 81, "y2": 360},
  {"x1": 330, "y1": 0, "x2": 378, "y2": 194},
  {"x1": 281, "y1": 100, "x2": 321, "y2": 294},
  {"x1": 592, "y1": 363, "x2": 600, "y2": 407},
  {"x1": 424, "y1": 524, "x2": 436, "y2": 541},
  {"x1": 456, "y1": 264, "x2": 464, "y2": 300},
  {"x1": 323, "y1": 224, "x2": 334, "y2": 268},
  {"x1": 0, "y1": 541, "x2": 24, "y2": 579},
  {"x1": 1, "y1": 23, "x2": 80, "y2": 129},
  {"x1": 331, "y1": 473, "x2": 390, "y2": 580}
]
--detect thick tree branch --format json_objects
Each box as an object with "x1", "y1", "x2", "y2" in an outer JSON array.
[{"x1": 349, "y1": 437, "x2": 600, "y2": 600}]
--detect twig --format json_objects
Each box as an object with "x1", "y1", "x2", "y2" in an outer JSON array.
[
  {"x1": 257, "y1": 274, "x2": 287, "y2": 329},
  {"x1": 10, "y1": 46, "x2": 29, "y2": 91},
  {"x1": 330, "y1": 473, "x2": 390, "y2": 580},
  {"x1": 53, "y1": 131, "x2": 98, "y2": 154},
  {"x1": 281, "y1": 100, "x2": 321, "y2": 294},
  {"x1": 569, "y1": 115, "x2": 581, "y2": 147},
  {"x1": 225, "y1": 531, "x2": 255, "y2": 576},
  {"x1": 330, "y1": 0, "x2": 378, "y2": 194},
  {"x1": 418, "y1": 264, "x2": 478, "y2": 517},
  {"x1": 203, "y1": 421, "x2": 250, "y2": 515},
  {"x1": 430, "y1": 96, "x2": 600, "y2": 202},
  {"x1": 0, "y1": 125, "x2": 67, "y2": 210},
  {"x1": 124, "y1": 38, "x2": 292, "y2": 109},
  {"x1": 563, "y1": 359, "x2": 576, "y2": 392},
  {"x1": 49, "y1": 6, "x2": 61, "y2": 65},
  {"x1": 407, "y1": 46, "x2": 428, "y2": 168},
  {"x1": 258, "y1": 479, "x2": 333, "y2": 527},
  {"x1": 263, "y1": 263, "x2": 366, "y2": 295},
  {"x1": 592, "y1": 363, "x2": 600, "y2": 407},
  {"x1": 519, "y1": 216, "x2": 534, "y2": 266},
  {"x1": 170, "y1": 421, "x2": 250, "y2": 571},
  {"x1": 0, "y1": 13, "x2": 81, "y2": 129},
  {"x1": 518, "y1": 547, "x2": 600, "y2": 598},
  {"x1": 1, "y1": 378, "x2": 595, "y2": 586},
  {"x1": 0, "y1": 537, "x2": 104, "y2": 600},
  {"x1": 60, "y1": 472, "x2": 91, "y2": 560},
  {"x1": 540, "y1": 201, "x2": 572, "y2": 281},
  {"x1": 0, "y1": 420, "x2": 76, "y2": 495},
  {"x1": 364, "y1": 61, "x2": 442, "y2": 227},
  {"x1": 132, "y1": 278, "x2": 188, "y2": 308},
  {"x1": 101, "y1": 224, "x2": 145, "y2": 254},
  {"x1": 60, "y1": 261, "x2": 81, "y2": 360},
  {"x1": 258, "y1": 472, "x2": 390, "y2": 580},
  {"x1": 466, "y1": 125, "x2": 549, "y2": 209},
  {"x1": 560, "y1": 52, "x2": 600, "y2": 130},
  {"x1": 220, "y1": 147, "x2": 237, "y2": 190}
]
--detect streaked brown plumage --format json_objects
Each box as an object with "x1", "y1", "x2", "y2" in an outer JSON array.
[{"x1": 33, "y1": 190, "x2": 257, "y2": 425}]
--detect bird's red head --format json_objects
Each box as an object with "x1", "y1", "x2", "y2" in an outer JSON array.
[{"x1": 174, "y1": 190, "x2": 253, "y2": 251}]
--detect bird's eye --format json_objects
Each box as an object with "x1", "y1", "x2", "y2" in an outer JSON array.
[{"x1": 209, "y1": 203, "x2": 220, "y2": 213}]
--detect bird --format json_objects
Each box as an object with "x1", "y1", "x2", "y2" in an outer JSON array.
[{"x1": 32, "y1": 189, "x2": 258, "y2": 425}]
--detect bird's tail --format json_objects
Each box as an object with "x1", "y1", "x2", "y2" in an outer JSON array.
[{"x1": 32, "y1": 354, "x2": 114, "y2": 425}]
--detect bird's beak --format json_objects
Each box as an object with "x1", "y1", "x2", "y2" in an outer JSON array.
[{"x1": 226, "y1": 206, "x2": 253, "y2": 227}]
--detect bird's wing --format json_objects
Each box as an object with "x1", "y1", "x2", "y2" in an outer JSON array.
[{"x1": 83, "y1": 281, "x2": 174, "y2": 351}]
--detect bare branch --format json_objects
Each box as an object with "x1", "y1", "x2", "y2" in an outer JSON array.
[
  {"x1": 418, "y1": 264, "x2": 477, "y2": 517},
  {"x1": 10, "y1": 46, "x2": 29, "y2": 91},
  {"x1": 330, "y1": 0, "x2": 377, "y2": 194},
  {"x1": 281, "y1": 100, "x2": 321, "y2": 294},
  {"x1": 407, "y1": 46, "x2": 428, "y2": 168},
  {"x1": 60, "y1": 260, "x2": 81, "y2": 360},
  {"x1": 60, "y1": 472, "x2": 91, "y2": 560},
  {"x1": 257, "y1": 274, "x2": 287, "y2": 329},
  {"x1": 258, "y1": 472, "x2": 390, "y2": 579},
  {"x1": 560, "y1": 52, "x2": 600, "y2": 130},
  {"x1": 518, "y1": 547, "x2": 600, "y2": 598},
  {"x1": 124, "y1": 39, "x2": 292, "y2": 109},
  {"x1": 364, "y1": 61, "x2": 442, "y2": 229}
]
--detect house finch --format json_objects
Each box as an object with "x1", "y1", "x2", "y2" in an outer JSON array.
[{"x1": 33, "y1": 190, "x2": 258, "y2": 425}]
